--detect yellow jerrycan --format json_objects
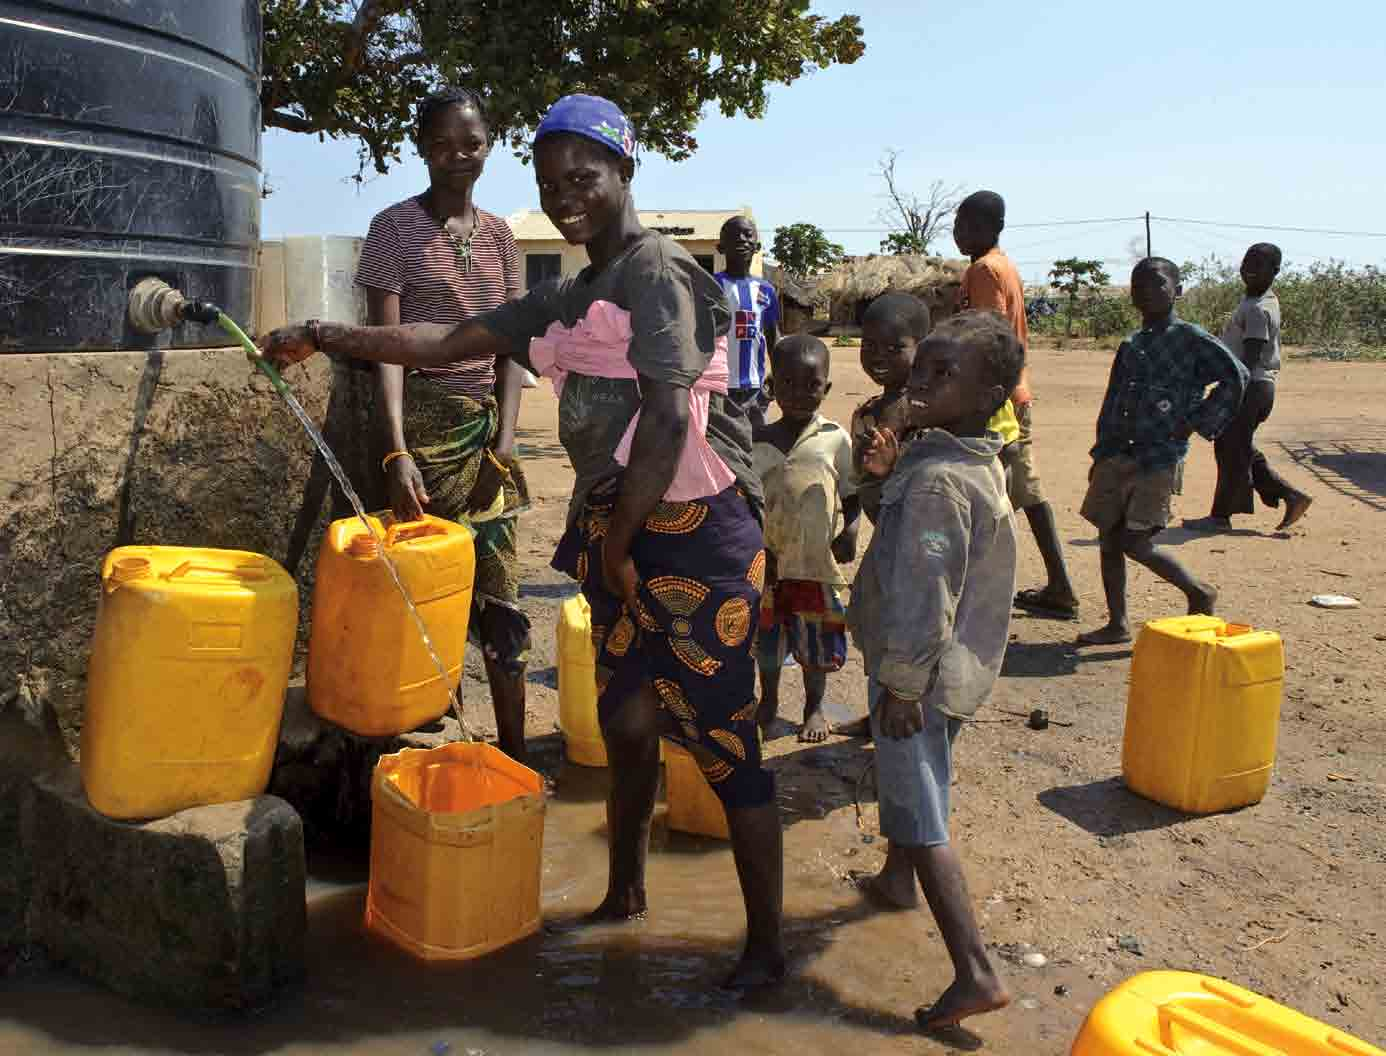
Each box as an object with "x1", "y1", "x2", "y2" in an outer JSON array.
[
  {"x1": 1072, "y1": 970, "x2": 1384, "y2": 1056},
  {"x1": 81, "y1": 546, "x2": 298, "y2": 820},
  {"x1": 366, "y1": 743, "x2": 545, "y2": 960},
  {"x1": 662, "y1": 740, "x2": 730, "y2": 839},
  {"x1": 308, "y1": 513, "x2": 474, "y2": 737},
  {"x1": 1124, "y1": 615, "x2": 1284, "y2": 814},
  {"x1": 557, "y1": 593, "x2": 607, "y2": 766}
]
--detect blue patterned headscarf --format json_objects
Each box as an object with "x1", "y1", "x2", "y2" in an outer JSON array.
[{"x1": 534, "y1": 94, "x2": 635, "y2": 159}]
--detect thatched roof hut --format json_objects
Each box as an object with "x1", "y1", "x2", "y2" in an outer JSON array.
[{"x1": 817, "y1": 254, "x2": 968, "y2": 328}]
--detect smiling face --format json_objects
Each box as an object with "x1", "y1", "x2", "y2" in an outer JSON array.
[
  {"x1": 859, "y1": 316, "x2": 918, "y2": 392},
  {"x1": 905, "y1": 334, "x2": 998, "y2": 434},
  {"x1": 718, "y1": 217, "x2": 760, "y2": 272},
  {"x1": 534, "y1": 133, "x2": 633, "y2": 246},
  {"x1": 420, "y1": 103, "x2": 491, "y2": 194}
]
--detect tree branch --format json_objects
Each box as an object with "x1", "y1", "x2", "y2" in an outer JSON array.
[
  {"x1": 344, "y1": 1, "x2": 392, "y2": 73},
  {"x1": 264, "y1": 109, "x2": 318, "y2": 134}
]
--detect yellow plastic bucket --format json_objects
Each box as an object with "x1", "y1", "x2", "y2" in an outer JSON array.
[{"x1": 366, "y1": 743, "x2": 545, "y2": 960}]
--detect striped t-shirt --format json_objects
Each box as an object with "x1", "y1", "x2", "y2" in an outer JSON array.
[
  {"x1": 355, "y1": 196, "x2": 521, "y2": 397},
  {"x1": 714, "y1": 273, "x2": 780, "y2": 391}
]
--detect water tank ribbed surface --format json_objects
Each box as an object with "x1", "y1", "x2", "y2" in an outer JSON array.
[{"x1": 0, "y1": 1, "x2": 261, "y2": 350}]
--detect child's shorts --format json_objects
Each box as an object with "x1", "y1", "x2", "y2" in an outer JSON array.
[
  {"x1": 1000, "y1": 402, "x2": 1044, "y2": 511},
  {"x1": 867, "y1": 675, "x2": 961, "y2": 848},
  {"x1": 1080, "y1": 454, "x2": 1183, "y2": 533},
  {"x1": 757, "y1": 579, "x2": 847, "y2": 673}
]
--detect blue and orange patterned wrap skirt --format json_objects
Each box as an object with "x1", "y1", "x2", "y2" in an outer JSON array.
[{"x1": 552, "y1": 475, "x2": 773, "y2": 809}]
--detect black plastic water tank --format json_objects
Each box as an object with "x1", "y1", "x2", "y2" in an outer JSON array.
[{"x1": 0, "y1": 1, "x2": 261, "y2": 350}]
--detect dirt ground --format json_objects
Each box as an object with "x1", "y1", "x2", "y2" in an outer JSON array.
[
  {"x1": 491, "y1": 338, "x2": 1386, "y2": 1048},
  {"x1": 4, "y1": 340, "x2": 1382, "y2": 1054}
]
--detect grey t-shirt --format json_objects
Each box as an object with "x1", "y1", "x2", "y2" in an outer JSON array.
[
  {"x1": 1221, "y1": 291, "x2": 1281, "y2": 384},
  {"x1": 478, "y1": 231, "x2": 761, "y2": 522}
]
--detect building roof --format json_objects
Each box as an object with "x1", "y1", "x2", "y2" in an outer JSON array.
[{"x1": 506, "y1": 208, "x2": 752, "y2": 242}]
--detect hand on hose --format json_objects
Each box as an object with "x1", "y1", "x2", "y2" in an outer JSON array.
[{"x1": 258, "y1": 322, "x2": 319, "y2": 368}]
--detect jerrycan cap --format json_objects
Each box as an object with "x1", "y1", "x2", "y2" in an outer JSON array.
[
  {"x1": 348, "y1": 534, "x2": 380, "y2": 559},
  {"x1": 108, "y1": 556, "x2": 152, "y2": 586}
]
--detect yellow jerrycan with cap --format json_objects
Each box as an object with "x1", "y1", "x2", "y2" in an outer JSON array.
[
  {"x1": 308, "y1": 512, "x2": 474, "y2": 737},
  {"x1": 81, "y1": 546, "x2": 298, "y2": 820},
  {"x1": 1071, "y1": 970, "x2": 1384, "y2": 1056},
  {"x1": 1123, "y1": 615, "x2": 1284, "y2": 814}
]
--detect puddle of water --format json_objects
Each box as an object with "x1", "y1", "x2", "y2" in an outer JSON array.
[{"x1": 0, "y1": 761, "x2": 1008, "y2": 1055}]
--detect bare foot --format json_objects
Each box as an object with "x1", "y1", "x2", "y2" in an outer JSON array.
[
  {"x1": 849, "y1": 869, "x2": 919, "y2": 911},
  {"x1": 798, "y1": 711, "x2": 830, "y2": 743},
  {"x1": 1277, "y1": 492, "x2": 1312, "y2": 531},
  {"x1": 755, "y1": 698, "x2": 778, "y2": 741},
  {"x1": 915, "y1": 976, "x2": 1011, "y2": 1032},
  {"x1": 581, "y1": 888, "x2": 647, "y2": 925},
  {"x1": 1188, "y1": 584, "x2": 1218, "y2": 616},
  {"x1": 722, "y1": 945, "x2": 788, "y2": 990},
  {"x1": 831, "y1": 715, "x2": 872, "y2": 739},
  {"x1": 1076, "y1": 623, "x2": 1132, "y2": 646}
]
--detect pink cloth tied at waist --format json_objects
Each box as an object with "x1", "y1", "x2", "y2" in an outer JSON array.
[{"x1": 528, "y1": 299, "x2": 737, "y2": 502}]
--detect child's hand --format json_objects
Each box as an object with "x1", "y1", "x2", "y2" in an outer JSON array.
[
  {"x1": 878, "y1": 687, "x2": 924, "y2": 739},
  {"x1": 861, "y1": 427, "x2": 900, "y2": 478}
]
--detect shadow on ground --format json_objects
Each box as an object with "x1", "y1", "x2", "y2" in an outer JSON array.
[
  {"x1": 1278, "y1": 440, "x2": 1386, "y2": 511},
  {"x1": 1002, "y1": 640, "x2": 1132, "y2": 678},
  {"x1": 1037, "y1": 777, "x2": 1187, "y2": 838}
]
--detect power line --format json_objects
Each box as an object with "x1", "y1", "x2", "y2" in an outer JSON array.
[
  {"x1": 810, "y1": 215, "x2": 1386, "y2": 238},
  {"x1": 1151, "y1": 216, "x2": 1386, "y2": 239}
]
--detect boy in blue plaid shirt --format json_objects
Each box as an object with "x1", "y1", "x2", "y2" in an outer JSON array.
[{"x1": 1077, "y1": 258, "x2": 1248, "y2": 646}]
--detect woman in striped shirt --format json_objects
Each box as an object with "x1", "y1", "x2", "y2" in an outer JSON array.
[{"x1": 355, "y1": 88, "x2": 531, "y2": 763}]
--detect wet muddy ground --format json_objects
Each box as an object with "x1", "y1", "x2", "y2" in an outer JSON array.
[{"x1": 3, "y1": 341, "x2": 1383, "y2": 1053}]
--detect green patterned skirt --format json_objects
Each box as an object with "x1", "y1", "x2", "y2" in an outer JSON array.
[{"x1": 404, "y1": 372, "x2": 532, "y2": 670}]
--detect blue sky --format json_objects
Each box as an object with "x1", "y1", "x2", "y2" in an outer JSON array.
[{"x1": 261, "y1": 0, "x2": 1386, "y2": 284}]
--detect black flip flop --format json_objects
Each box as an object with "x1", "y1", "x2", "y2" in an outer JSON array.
[{"x1": 1014, "y1": 588, "x2": 1079, "y2": 620}]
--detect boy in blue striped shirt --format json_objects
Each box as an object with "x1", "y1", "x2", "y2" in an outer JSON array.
[{"x1": 715, "y1": 216, "x2": 780, "y2": 428}]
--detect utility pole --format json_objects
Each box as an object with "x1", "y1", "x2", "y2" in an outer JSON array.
[{"x1": 1145, "y1": 211, "x2": 1152, "y2": 258}]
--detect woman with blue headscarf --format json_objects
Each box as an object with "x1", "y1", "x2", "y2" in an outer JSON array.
[{"x1": 262, "y1": 94, "x2": 785, "y2": 988}]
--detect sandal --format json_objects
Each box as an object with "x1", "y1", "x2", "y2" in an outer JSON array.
[{"x1": 1014, "y1": 588, "x2": 1079, "y2": 619}]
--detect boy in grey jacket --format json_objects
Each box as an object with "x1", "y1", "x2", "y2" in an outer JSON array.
[{"x1": 849, "y1": 309, "x2": 1022, "y2": 1033}]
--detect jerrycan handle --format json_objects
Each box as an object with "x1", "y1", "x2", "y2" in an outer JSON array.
[
  {"x1": 166, "y1": 560, "x2": 267, "y2": 584},
  {"x1": 385, "y1": 518, "x2": 447, "y2": 547},
  {"x1": 1157, "y1": 1002, "x2": 1281, "y2": 1056}
]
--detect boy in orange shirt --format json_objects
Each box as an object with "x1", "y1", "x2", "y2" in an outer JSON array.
[{"x1": 954, "y1": 190, "x2": 1078, "y2": 618}]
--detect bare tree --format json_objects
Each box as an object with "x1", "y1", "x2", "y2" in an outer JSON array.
[{"x1": 876, "y1": 150, "x2": 965, "y2": 255}]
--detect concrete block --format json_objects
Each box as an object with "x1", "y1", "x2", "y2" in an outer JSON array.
[
  {"x1": 0, "y1": 670, "x2": 69, "y2": 954},
  {"x1": 25, "y1": 770, "x2": 305, "y2": 1010}
]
